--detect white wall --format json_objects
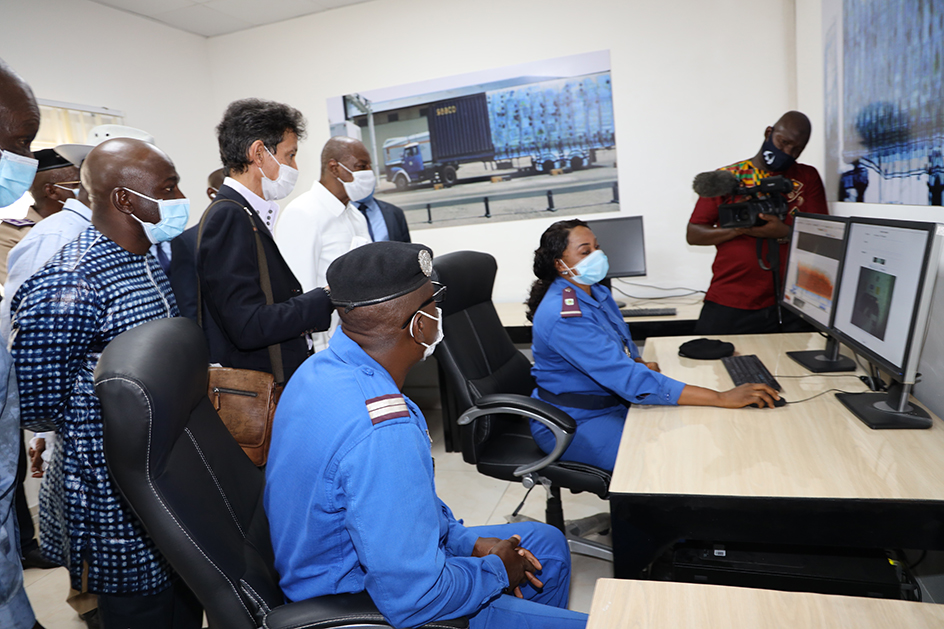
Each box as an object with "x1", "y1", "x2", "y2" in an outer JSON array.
[
  {"x1": 206, "y1": 0, "x2": 800, "y2": 303},
  {"x1": 0, "y1": 0, "x2": 219, "y2": 208}
]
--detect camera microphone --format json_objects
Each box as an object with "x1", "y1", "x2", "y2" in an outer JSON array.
[{"x1": 692, "y1": 170, "x2": 740, "y2": 198}]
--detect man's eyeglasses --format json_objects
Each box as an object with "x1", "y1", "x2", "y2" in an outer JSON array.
[{"x1": 401, "y1": 282, "x2": 447, "y2": 329}]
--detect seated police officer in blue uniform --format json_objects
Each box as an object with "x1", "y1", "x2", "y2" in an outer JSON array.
[
  {"x1": 527, "y1": 219, "x2": 779, "y2": 472},
  {"x1": 265, "y1": 242, "x2": 587, "y2": 629}
]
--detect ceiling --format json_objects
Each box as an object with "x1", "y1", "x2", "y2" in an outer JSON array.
[{"x1": 89, "y1": 0, "x2": 372, "y2": 37}]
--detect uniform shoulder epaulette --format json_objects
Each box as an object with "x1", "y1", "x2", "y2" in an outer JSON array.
[
  {"x1": 560, "y1": 286, "x2": 582, "y2": 318},
  {"x1": 366, "y1": 393, "x2": 410, "y2": 425},
  {"x1": 1, "y1": 218, "x2": 35, "y2": 228}
]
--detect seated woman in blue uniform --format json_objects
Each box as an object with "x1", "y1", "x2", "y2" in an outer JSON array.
[{"x1": 527, "y1": 219, "x2": 779, "y2": 471}]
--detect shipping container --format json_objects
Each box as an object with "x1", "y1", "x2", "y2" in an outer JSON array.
[{"x1": 427, "y1": 93, "x2": 494, "y2": 163}]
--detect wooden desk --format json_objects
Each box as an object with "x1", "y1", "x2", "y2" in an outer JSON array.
[
  {"x1": 609, "y1": 333, "x2": 944, "y2": 577},
  {"x1": 494, "y1": 296, "x2": 703, "y2": 343},
  {"x1": 587, "y1": 579, "x2": 944, "y2": 629}
]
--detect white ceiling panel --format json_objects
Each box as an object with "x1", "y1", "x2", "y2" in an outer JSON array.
[
  {"x1": 91, "y1": 0, "x2": 205, "y2": 18},
  {"x1": 151, "y1": 3, "x2": 253, "y2": 37},
  {"x1": 204, "y1": 0, "x2": 320, "y2": 25},
  {"x1": 89, "y1": 0, "x2": 373, "y2": 36}
]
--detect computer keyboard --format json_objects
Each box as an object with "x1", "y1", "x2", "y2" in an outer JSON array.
[
  {"x1": 619, "y1": 307, "x2": 677, "y2": 318},
  {"x1": 721, "y1": 354, "x2": 782, "y2": 392}
]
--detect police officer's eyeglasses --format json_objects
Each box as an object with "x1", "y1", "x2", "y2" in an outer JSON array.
[{"x1": 401, "y1": 282, "x2": 447, "y2": 329}]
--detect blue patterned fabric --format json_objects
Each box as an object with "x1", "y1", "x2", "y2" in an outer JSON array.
[
  {"x1": 11, "y1": 226, "x2": 179, "y2": 595},
  {"x1": 0, "y1": 346, "x2": 36, "y2": 628}
]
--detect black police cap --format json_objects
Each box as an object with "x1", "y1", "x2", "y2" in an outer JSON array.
[
  {"x1": 35, "y1": 148, "x2": 74, "y2": 172},
  {"x1": 328, "y1": 241, "x2": 434, "y2": 311}
]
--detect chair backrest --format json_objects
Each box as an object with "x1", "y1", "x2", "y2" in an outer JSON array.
[
  {"x1": 433, "y1": 251, "x2": 535, "y2": 461},
  {"x1": 94, "y1": 318, "x2": 282, "y2": 629}
]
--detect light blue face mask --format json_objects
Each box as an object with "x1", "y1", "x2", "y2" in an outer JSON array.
[
  {"x1": 124, "y1": 187, "x2": 191, "y2": 243},
  {"x1": 563, "y1": 249, "x2": 609, "y2": 285},
  {"x1": 0, "y1": 150, "x2": 39, "y2": 208}
]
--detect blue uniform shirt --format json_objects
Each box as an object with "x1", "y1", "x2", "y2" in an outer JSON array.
[
  {"x1": 531, "y1": 277, "x2": 686, "y2": 404},
  {"x1": 265, "y1": 329, "x2": 508, "y2": 628},
  {"x1": 529, "y1": 278, "x2": 686, "y2": 469}
]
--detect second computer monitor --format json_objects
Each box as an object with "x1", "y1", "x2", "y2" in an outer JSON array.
[
  {"x1": 832, "y1": 217, "x2": 940, "y2": 383},
  {"x1": 780, "y1": 213, "x2": 855, "y2": 372},
  {"x1": 584, "y1": 215, "x2": 646, "y2": 279},
  {"x1": 831, "y1": 216, "x2": 942, "y2": 429}
]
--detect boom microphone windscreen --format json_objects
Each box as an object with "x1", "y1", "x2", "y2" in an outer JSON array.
[{"x1": 692, "y1": 170, "x2": 740, "y2": 198}]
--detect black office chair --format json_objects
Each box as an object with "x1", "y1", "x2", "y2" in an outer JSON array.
[
  {"x1": 433, "y1": 251, "x2": 612, "y2": 561},
  {"x1": 94, "y1": 317, "x2": 465, "y2": 629}
]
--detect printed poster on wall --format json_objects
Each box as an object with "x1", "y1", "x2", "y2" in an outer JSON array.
[
  {"x1": 327, "y1": 51, "x2": 619, "y2": 229},
  {"x1": 824, "y1": 0, "x2": 944, "y2": 207}
]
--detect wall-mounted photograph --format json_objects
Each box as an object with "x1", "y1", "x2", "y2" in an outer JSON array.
[
  {"x1": 824, "y1": 0, "x2": 944, "y2": 207},
  {"x1": 327, "y1": 50, "x2": 620, "y2": 229}
]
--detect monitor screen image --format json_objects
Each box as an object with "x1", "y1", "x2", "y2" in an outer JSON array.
[
  {"x1": 849, "y1": 266, "x2": 895, "y2": 341},
  {"x1": 782, "y1": 214, "x2": 847, "y2": 331},
  {"x1": 584, "y1": 215, "x2": 646, "y2": 279},
  {"x1": 832, "y1": 220, "x2": 933, "y2": 374}
]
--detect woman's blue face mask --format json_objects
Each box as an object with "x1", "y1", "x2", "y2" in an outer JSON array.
[{"x1": 562, "y1": 249, "x2": 609, "y2": 285}]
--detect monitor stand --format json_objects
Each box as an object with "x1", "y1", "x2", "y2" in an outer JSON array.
[
  {"x1": 836, "y1": 381, "x2": 932, "y2": 429},
  {"x1": 786, "y1": 336, "x2": 855, "y2": 373}
]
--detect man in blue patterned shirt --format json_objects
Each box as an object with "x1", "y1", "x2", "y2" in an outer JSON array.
[{"x1": 11, "y1": 138, "x2": 202, "y2": 629}]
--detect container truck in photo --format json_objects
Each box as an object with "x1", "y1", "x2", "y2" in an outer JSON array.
[{"x1": 384, "y1": 72, "x2": 615, "y2": 189}]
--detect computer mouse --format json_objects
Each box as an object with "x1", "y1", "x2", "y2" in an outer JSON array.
[{"x1": 749, "y1": 397, "x2": 787, "y2": 409}]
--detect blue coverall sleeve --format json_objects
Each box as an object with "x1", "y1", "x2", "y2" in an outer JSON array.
[
  {"x1": 439, "y1": 499, "x2": 478, "y2": 558},
  {"x1": 546, "y1": 316, "x2": 686, "y2": 405},
  {"x1": 339, "y1": 420, "x2": 508, "y2": 627}
]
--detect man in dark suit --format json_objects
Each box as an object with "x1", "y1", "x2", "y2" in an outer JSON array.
[
  {"x1": 170, "y1": 168, "x2": 225, "y2": 321},
  {"x1": 359, "y1": 194, "x2": 411, "y2": 243},
  {"x1": 197, "y1": 99, "x2": 332, "y2": 380}
]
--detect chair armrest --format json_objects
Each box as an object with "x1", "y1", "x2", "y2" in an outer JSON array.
[
  {"x1": 457, "y1": 393, "x2": 576, "y2": 477},
  {"x1": 263, "y1": 592, "x2": 468, "y2": 628}
]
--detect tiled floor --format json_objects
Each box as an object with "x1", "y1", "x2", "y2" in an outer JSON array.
[{"x1": 23, "y1": 388, "x2": 611, "y2": 627}]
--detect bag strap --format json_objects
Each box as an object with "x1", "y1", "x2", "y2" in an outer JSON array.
[{"x1": 196, "y1": 198, "x2": 286, "y2": 385}]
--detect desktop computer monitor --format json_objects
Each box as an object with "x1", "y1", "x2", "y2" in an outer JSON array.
[
  {"x1": 780, "y1": 213, "x2": 855, "y2": 373},
  {"x1": 830, "y1": 217, "x2": 943, "y2": 429},
  {"x1": 584, "y1": 215, "x2": 646, "y2": 307},
  {"x1": 584, "y1": 215, "x2": 646, "y2": 279}
]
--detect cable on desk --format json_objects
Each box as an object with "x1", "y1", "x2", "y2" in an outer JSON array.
[
  {"x1": 613, "y1": 279, "x2": 707, "y2": 294},
  {"x1": 610, "y1": 285, "x2": 704, "y2": 301},
  {"x1": 787, "y1": 388, "x2": 870, "y2": 404},
  {"x1": 773, "y1": 373, "x2": 863, "y2": 380}
]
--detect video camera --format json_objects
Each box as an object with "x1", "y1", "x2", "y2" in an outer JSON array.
[{"x1": 717, "y1": 176, "x2": 794, "y2": 229}]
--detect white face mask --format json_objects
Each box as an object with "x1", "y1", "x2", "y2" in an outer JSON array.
[
  {"x1": 54, "y1": 183, "x2": 80, "y2": 205},
  {"x1": 410, "y1": 306, "x2": 444, "y2": 361},
  {"x1": 259, "y1": 146, "x2": 298, "y2": 201},
  {"x1": 337, "y1": 161, "x2": 376, "y2": 203}
]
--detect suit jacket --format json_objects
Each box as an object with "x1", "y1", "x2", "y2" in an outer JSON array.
[
  {"x1": 197, "y1": 185, "x2": 332, "y2": 379},
  {"x1": 375, "y1": 199, "x2": 411, "y2": 243},
  {"x1": 169, "y1": 224, "x2": 199, "y2": 321}
]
